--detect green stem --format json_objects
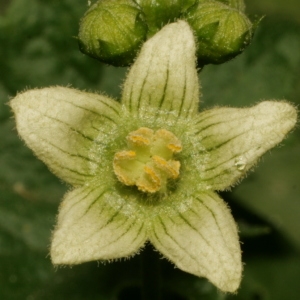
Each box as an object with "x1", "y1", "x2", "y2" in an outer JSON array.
[{"x1": 140, "y1": 243, "x2": 162, "y2": 300}]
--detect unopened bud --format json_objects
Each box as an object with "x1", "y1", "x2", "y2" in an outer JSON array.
[
  {"x1": 185, "y1": 0, "x2": 253, "y2": 65},
  {"x1": 78, "y1": 0, "x2": 148, "y2": 66}
]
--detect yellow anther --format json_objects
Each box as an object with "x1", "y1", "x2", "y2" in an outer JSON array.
[
  {"x1": 153, "y1": 155, "x2": 167, "y2": 166},
  {"x1": 114, "y1": 171, "x2": 134, "y2": 186},
  {"x1": 127, "y1": 127, "x2": 153, "y2": 146},
  {"x1": 114, "y1": 150, "x2": 136, "y2": 160},
  {"x1": 155, "y1": 129, "x2": 172, "y2": 138},
  {"x1": 137, "y1": 165, "x2": 161, "y2": 193},
  {"x1": 128, "y1": 135, "x2": 151, "y2": 146},
  {"x1": 168, "y1": 143, "x2": 182, "y2": 153},
  {"x1": 113, "y1": 150, "x2": 138, "y2": 186},
  {"x1": 144, "y1": 165, "x2": 160, "y2": 184},
  {"x1": 113, "y1": 127, "x2": 182, "y2": 193},
  {"x1": 155, "y1": 130, "x2": 182, "y2": 152},
  {"x1": 152, "y1": 156, "x2": 180, "y2": 179},
  {"x1": 136, "y1": 127, "x2": 153, "y2": 136}
]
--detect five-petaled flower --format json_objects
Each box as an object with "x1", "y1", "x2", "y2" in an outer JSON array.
[{"x1": 10, "y1": 21, "x2": 297, "y2": 292}]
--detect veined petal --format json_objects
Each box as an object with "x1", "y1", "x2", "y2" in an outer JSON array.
[
  {"x1": 194, "y1": 101, "x2": 297, "y2": 190},
  {"x1": 122, "y1": 21, "x2": 199, "y2": 120},
  {"x1": 149, "y1": 191, "x2": 242, "y2": 293},
  {"x1": 10, "y1": 87, "x2": 121, "y2": 186},
  {"x1": 51, "y1": 185, "x2": 147, "y2": 264}
]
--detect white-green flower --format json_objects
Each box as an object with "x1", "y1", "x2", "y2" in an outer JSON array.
[{"x1": 10, "y1": 21, "x2": 297, "y2": 293}]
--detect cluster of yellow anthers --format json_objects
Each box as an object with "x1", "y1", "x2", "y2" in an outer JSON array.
[{"x1": 113, "y1": 127, "x2": 182, "y2": 193}]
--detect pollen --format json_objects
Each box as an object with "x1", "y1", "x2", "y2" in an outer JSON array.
[{"x1": 113, "y1": 127, "x2": 182, "y2": 193}]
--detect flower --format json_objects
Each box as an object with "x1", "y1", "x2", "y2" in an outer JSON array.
[{"x1": 10, "y1": 21, "x2": 297, "y2": 292}]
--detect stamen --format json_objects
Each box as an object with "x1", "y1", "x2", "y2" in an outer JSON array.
[{"x1": 113, "y1": 127, "x2": 182, "y2": 193}]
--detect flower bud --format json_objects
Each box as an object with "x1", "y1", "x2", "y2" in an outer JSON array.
[
  {"x1": 136, "y1": 0, "x2": 196, "y2": 36},
  {"x1": 78, "y1": 0, "x2": 148, "y2": 66},
  {"x1": 185, "y1": 0, "x2": 253, "y2": 65}
]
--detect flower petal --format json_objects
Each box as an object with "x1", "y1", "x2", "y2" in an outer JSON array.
[
  {"x1": 51, "y1": 185, "x2": 147, "y2": 264},
  {"x1": 149, "y1": 191, "x2": 242, "y2": 293},
  {"x1": 122, "y1": 21, "x2": 199, "y2": 120},
  {"x1": 194, "y1": 101, "x2": 297, "y2": 190},
  {"x1": 10, "y1": 87, "x2": 121, "y2": 186}
]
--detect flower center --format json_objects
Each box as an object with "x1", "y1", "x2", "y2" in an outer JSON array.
[{"x1": 113, "y1": 127, "x2": 182, "y2": 193}]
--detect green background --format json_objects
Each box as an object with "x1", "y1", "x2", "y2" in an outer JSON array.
[{"x1": 0, "y1": 0, "x2": 299, "y2": 299}]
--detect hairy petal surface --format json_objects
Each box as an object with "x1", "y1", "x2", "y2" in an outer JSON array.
[
  {"x1": 149, "y1": 191, "x2": 242, "y2": 293},
  {"x1": 194, "y1": 101, "x2": 297, "y2": 190},
  {"x1": 51, "y1": 185, "x2": 147, "y2": 264},
  {"x1": 10, "y1": 87, "x2": 121, "y2": 186},
  {"x1": 122, "y1": 21, "x2": 199, "y2": 120}
]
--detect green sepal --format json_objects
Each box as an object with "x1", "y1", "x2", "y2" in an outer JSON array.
[{"x1": 196, "y1": 21, "x2": 220, "y2": 40}]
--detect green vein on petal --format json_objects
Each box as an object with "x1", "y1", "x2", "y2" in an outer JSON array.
[
  {"x1": 149, "y1": 191, "x2": 242, "y2": 293},
  {"x1": 10, "y1": 86, "x2": 121, "y2": 186},
  {"x1": 51, "y1": 185, "x2": 147, "y2": 264},
  {"x1": 122, "y1": 21, "x2": 199, "y2": 120},
  {"x1": 194, "y1": 101, "x2": 297, "y2": 190}
]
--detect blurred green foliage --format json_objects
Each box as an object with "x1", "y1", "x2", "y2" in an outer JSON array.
[{"x1": 0, "y1": 0, "x2": 299, "y2": 299}]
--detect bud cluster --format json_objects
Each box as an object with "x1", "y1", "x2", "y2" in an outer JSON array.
[{"x1": 78, "y1": 0, "x2": 254, "y2": 66}]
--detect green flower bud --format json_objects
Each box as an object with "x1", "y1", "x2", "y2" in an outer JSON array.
[
  {"x1": 136, "y1": 0, "x2": 196, "y2": 36},
  {"x1": 185, "y1": 0, "x2": 253, "y2": 65},
  {"x1": 78, "y1": 0, "x2": 148, "y2": 66}
]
